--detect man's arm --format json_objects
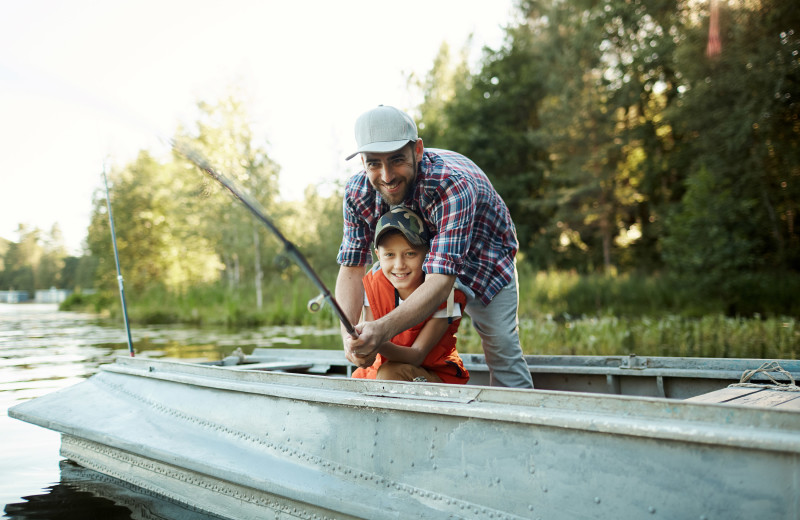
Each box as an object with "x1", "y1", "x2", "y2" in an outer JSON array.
[{"x1": 349, "y1": 273, "x2": 456, "y2": 356}]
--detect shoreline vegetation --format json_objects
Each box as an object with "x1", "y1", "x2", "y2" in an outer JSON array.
[{"x1": 61, "y1": 267, "x2": 800, "y2": 360}]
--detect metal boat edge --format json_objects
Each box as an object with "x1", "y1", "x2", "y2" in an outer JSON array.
[{"x1": 9, "y1": 354, "x2": 800, "y2": 519}]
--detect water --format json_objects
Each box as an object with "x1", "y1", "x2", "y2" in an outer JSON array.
[{"x1": 0, "y1": 303, "x2": 339, "y2": 519}]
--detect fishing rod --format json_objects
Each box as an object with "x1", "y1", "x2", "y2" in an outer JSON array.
[
  {"x1": 171, "y1": 140, "x2": 359, "y2": 339},
  {"x1": 102, "y1": 164, "x2": 135, "y2": 357}
]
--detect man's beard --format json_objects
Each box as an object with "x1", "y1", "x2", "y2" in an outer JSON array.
[{"x1": 378, "y1": 179, "x2": 412, "y2": 205}]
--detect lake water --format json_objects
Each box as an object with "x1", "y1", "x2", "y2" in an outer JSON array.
[{"x1": 0, "y1": 303, "x2": 339, "y2": 519}]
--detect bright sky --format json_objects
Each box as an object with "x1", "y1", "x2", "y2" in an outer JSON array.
[{"x1": 0, "y1": 0, "x2": 516, "y2": 255}]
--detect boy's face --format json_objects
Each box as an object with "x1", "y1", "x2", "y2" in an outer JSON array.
[{"x1": 376, "y1": 232, "x2": 426, "y2": 299}]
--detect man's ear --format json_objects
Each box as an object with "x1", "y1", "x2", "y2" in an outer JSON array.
[{"x1": 414, "y1": 139, "x2": 424, "y2": 156}]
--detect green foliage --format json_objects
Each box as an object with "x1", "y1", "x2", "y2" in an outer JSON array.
[
  {"x1": 59, "y1": 290, "x2": 114, "y2": 313},
  {"x1": 415, "y1": 0, "x2": 798, "y2": 281},
  {"x1": 456, "y1": 313, "x2": 799, "y2": 359},
  {"x1": 662, "y1": 166, "x2": 765, "y2": 283},
  {"x1": 664, "y1": 0, "x2": 800, "y2": 275},
  {"x1": 86, "y1": 152, "x2": 223, "y2": 294},
  {"x1": 0, "y1": 224, "x2": 73, "y2": 292},
  {"x1": 515, "y1": 266, "x2": 800, "y2": 319}
]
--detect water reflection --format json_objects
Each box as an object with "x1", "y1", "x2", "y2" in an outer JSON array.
[
  {"x1": 5, "y1": 461, "x2": 228, "y2": 520},
  {"x1": 0, "y1": 303, "x2": 340, "y2": 519}
]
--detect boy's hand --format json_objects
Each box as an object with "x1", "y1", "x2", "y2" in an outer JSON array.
[{"x1": 345, "y1": 349, "x2": 377, "y2": 368}]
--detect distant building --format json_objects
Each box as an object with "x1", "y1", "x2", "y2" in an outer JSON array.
[
  {"x1": 0, "y1": 291, "x2": 30, "y2": 303},
  {"x1": 34, "y1": 287, "x2": 72, "y2": 304}
]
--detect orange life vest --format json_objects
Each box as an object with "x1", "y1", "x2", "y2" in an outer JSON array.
[{"x1": 352, "y1": 266, "x2": 469, "y2": 384}]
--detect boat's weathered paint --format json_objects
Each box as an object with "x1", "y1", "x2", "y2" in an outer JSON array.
[{"x1": 10, "y1": 355, "x2": 800, "y2": 519}]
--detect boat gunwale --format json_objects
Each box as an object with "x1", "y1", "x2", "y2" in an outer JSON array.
[{"x1": 95, "y1": 356, "x2": 800, "y2": 455}]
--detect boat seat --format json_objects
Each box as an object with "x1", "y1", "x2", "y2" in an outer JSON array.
[
  {"x1": 224, "y1": 361, "x2": 315, "y2": 372},
  {"x1": 685, "y1": 386, "x2": 800, "y2": 410}
]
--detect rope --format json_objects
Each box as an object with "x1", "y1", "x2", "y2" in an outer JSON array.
[{"x1": 728, "y1": 361, "x2": 800, "y2": 392}]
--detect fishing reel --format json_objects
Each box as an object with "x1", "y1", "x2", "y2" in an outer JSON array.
[{"x1": 307, "y1": 294, "x2": 325, "y2": 312}]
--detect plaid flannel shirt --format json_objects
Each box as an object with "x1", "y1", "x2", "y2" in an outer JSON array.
[{"x1": 338, "y1": 148, "x2": 518, "y2": 305}]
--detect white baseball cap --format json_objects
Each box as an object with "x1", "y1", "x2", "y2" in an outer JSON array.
[{"x1": 346, "y1": 105, "x2": 418, "y2": 160}]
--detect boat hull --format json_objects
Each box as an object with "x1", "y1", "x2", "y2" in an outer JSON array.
[{"x1": 10, "y1": 356, "x2": 800, "y2": 519}]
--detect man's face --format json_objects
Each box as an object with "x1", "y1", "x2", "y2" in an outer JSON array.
[{"x1": 361, "y1": 140, "x2": 423, "y2": 205}]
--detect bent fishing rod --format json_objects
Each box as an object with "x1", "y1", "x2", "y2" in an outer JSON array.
[
  {"x1": 171, "y1": 140, "x2": 358, "y2": 339},
  {"x1": 102, "y1": 164, "x2": 135, "y2": 356}
]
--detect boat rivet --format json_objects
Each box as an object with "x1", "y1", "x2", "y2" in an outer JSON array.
[
  {"x1": 389, "y1": 459, "x2": 394, "y2": 464},
  {"x1": 410, "y1": 462, "x2": 414, "y2": 467},
  {"x1": 496, "y1": 477, "x2": 501, "y2": 484},
  {"x1": 464, "y1": 471, "x2": 468, "y2": 478},
  {"x1": 594, "y1": 497, "x2": 601, "y2": 504},
  {"x1": 542, "y1": 486, "x2": 548, "y2": 493},
  {"x1": 700, "y1": 516, "x2": 708, "y2": 520},
  {"x1": 649, "y1": 506, "x2": 656, "y2": 514},
  {"x1": 529, "y1": 505, "x2": 534, "y2": 511}
]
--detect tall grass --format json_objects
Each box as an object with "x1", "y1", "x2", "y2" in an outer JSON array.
[
  {"x1": 62, "y1": 267, "x2": 800, "y2": 359},
  {"x1": 455, "y1": 314, "x2": 799, "y2": 359}
]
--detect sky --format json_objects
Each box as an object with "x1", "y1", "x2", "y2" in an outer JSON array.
[{"x1": 0, "y1": 0, "x2": 517, "y2": 255}]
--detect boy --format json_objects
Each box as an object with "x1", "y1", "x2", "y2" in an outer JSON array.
[{"x1": 348, "y1": 206, "x2": 469, "y2": 384}]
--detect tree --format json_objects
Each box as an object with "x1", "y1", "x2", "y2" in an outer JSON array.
[
  {"x1": 663, "y1": 0, "x2": 800, "y2": 276},
  {"x1": 86, "y1": 152, "x2": 222, "y2": 294},
  {"x1": 414, "y1": 25, "x2": 551, "y2": 266},
  {"x1": 173, "y1": 94, "x2": 281, "y2": 305}
]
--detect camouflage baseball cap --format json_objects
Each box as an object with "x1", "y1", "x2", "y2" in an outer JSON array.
[{"x1": 374, "y1": 206, "x2": 431, "y2": 249}]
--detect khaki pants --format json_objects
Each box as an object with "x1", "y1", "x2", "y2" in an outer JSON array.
[{"x1": 376, "y1": 361, "x2": 443, "y2": 383}]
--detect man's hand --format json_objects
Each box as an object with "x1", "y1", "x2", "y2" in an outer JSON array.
[
  {"x1": 336, "y1": 264, "x2": 366, "y2": 348},
  {"x1": 344, "y1": 321, "x2": 386, "y2": 363},
  {"x1": 344, "y1": 323, "x2": 381, "y2": 367}
]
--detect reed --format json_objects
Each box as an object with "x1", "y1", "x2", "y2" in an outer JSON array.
[
  {"x1": 62, "y1": 268, "x2": 800, "y2": 360},
  {"x1": 454, "y1": 314, "x2": 799, "y2": 359}
]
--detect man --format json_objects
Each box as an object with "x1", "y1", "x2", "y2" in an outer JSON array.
[{"x1": 336, "y1": 105, "x2": 533, "y2": 388}]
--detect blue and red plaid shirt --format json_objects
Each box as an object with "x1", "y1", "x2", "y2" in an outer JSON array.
[{"x1": 338, "y1": 148, "x2": 518, "y2": 305}]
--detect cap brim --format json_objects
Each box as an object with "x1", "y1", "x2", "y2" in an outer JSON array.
[
  {"x1": 373, "y1": 225, "x2": 427, "y2": 249},
  {"x1": 345, "y1": 139, "x2": 413, "y2": 161}
]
